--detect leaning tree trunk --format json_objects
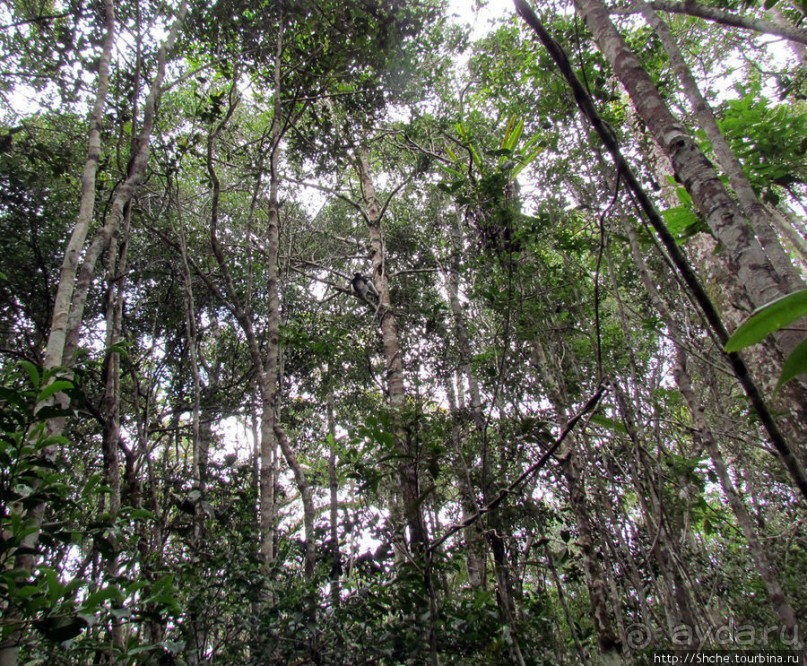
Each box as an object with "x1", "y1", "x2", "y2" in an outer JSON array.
[
  {"x1": 515, "y1": 0, "x2": 807, "y2": 484},
  {"x1": 639, "y1": 4, "x2": 803, "y2": 293},
  {"x1": 571, "y1": 0, "x2": 803, "y2": 357},
  {"x1": 41, "y1": 0, "x2": 115, "y2": 375}
]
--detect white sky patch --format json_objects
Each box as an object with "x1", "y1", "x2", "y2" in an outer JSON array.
[{"x1": 448, "y1": 0, "x2": 515, "y2": 37}]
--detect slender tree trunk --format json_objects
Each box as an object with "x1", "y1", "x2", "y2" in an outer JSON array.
[
  {"x1": 62, "y1": 4, "x2": 188, "y2": 369},
  {"x1": 531, "y1": 339, "x2": 624, "y2": 664},
  {"x1": 326, "y1": 391, "x2": 342, "y2": 608},
  {"x1": 100, "y1": 204, "x2": 130, "y2": 659},
  {"x1": 610, "y1": 0, "x2": 807, "y2": 45},
  {"x1": 445, "y1": 208, "x2": 486, "y2": 588},
  {"x1": 260, "y1": 17, "x2": 285, "y2": 576},
  {"x1": 445, "y1": 378, "x2": 486, "y2": 589},
  {"x1": 544, "y1": 541, "x2": 590, "y2": 663},
  {"x1": 673, "y1": 353, "x2": 801, "y2": 645},
  {"x1": 174, "y1": 177, "x2": 209, "y2": 552},
  {"x1": 354, "y1": 143, "x2": 438, "y2": 664},
  {"x1": 0, "y1": 7, "x2": 186, "y2": 664},
  {"x1": 625, "y1": 219, "x2": 801, "y2": 647},
  {"x1": 41, "y1": 0, "x2": 115, "y2": 374},
  {"x1": 355, "y1": 144, "x2": 428, "y2": 553}
]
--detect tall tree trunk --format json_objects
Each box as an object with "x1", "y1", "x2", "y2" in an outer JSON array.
[
  {"x1": 625, "y1": 219, "x2": 802, "y2": 647},
  {"x1": 176, "y1": 186, "x2": 206, "y2": 542},
  {"x1": 41, "y1": 0, "x2": 115, "y2": 374},
  {"x1": 355, "y1": 144, "x2": 428, "y2": 554},
  {"x1": 0, "y1": 7, "x2": 186, "y2": 664},
  {"x1": 354, "y1": 143, "x2": 438, "y2": 664},
  {"x1": 531, "y1": 340, "x2": 624, "y2": 664},
  {"x1": 515, "y1": 0, "x2": 807, "y2": 492},
  {"x1": 326, "y1": 391, "x2": 342, "y2": 608},
  {"x1": 445, "y1": 207, "x2": 486, "y2": 588},
  {"x1": 639, "y1": 5, "x2": 803, "y2": 293},
  {"x1": 572, "y1": 0, "x2": 803, "y2": 357},
  {"x1": 62, "y1": 4, "x2": 187, "y2": 369},
  {"x1": 99, "y1": 204, "x2": 130, "y2": 659}
]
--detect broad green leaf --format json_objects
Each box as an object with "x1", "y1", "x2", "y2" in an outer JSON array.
[
  {"x1": 778, "y1": 337, "x2": 807, "y2": 388},
  {"x1": 82, "y1": 585, "x2": 122, "y2": 611},
  {"x1": 724, "y1": 289, "x2": 807, "y2": 352},
  {"x1": 589, "y1": 414, "x2": 628, "y2": 434},
  {"x1": 18, "y1": 361, "x2": 40, "y2": 388},
  {"x1": 501, "y1": 117, "x2": 524, "y2": 152},
  {"x1": 36, "y1": 380, "x2": 74, "y2": 404},
  {"x1": 661, "y1": 206, "x2": 701, "y2": 241}
]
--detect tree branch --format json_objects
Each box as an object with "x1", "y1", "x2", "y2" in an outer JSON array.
[
  {"x1": 428, "y1": 382, "x2": 610, "y2": 553},
  {"x1": 611, "y1": 0, "x2": 807, "y2": 45}
]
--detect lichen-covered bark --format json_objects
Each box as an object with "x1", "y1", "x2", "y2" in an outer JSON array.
[
  {"x1": 641, "y1": 5, "x2": 803, "y2": 294},
  {"x1": 574, "y1": 0, "x2": 803, "y2": 357}
]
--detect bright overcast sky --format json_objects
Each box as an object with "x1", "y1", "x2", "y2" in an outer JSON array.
[{"x1": 448, "y1": 0, "x2": 515, "y2": 37}]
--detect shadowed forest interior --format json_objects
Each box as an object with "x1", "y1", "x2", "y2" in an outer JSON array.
[{"x1": 0, "y1": 0, "x2": 806, "y2": 663}]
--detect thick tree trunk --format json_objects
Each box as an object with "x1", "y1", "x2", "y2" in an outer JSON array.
[
  {"x1": 640, "y1": 5, "x2": 803, "y2": 294},
  {"x1": 573, "y1": 0, "x2": 802, "y2": 356}
]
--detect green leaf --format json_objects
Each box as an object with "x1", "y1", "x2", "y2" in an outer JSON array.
[
  {"x1": 778, "y1": 337, "x2": 807, "y2": 388},
  {"x1": 501, "y1": 116, "x2": 523, "y2": 152},
  {"x1": 82, "y1": 585, "x2": 122, "y2": 611},
  {"x1": 661, "y1": 206, "x2": 701, "y2": 241},
  {"x1": 18, "y1": 361, "x2": 40, "y2": 388},
  {"x1": 36, "y1": 380, "x2": 73, "y2": 404},
  {"x1": 724, "y1": 289, "x2": 807, "y2": 352},
  {"x1": 589, "y1": 414, "x2": 628, "y2": 434}
]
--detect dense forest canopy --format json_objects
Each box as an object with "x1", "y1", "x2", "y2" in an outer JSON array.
[{"x1": 0, "y1": 0, "x2": 806, "y2": 663}]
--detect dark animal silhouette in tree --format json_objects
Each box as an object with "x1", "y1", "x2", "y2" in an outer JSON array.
[{"x1": 351, "y1": 272, "x2": 379, "y2": 307}]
